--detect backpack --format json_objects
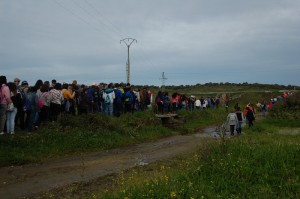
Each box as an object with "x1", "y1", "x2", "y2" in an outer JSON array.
[
  {"x1": 23, "y1": 97, "x2": 32, "y2": 111},
  {"x1": 18, "y1": 88, "x2": 26, "y2": 100},
  {"x1": 124, "y1": 91, "x2": 133, "y2": 104},
  {"x1": 247, "y1": 109, "x2": 254, "y2": 120},
  {"x1": 163, "y1": 96, "x2": 170, "y2": 105},
  {"x1": 87, "y1": 86, "x2": 100, "y2": 102},
  {"x1": 104, "y1": 94, "x2": 110, "y2": 104},
  {"x1": 132, "y1": 91, "x2": 138, "y2": 104},
  {"x1": 229, "y1": 114, "x2": 236, "y2": 123}
]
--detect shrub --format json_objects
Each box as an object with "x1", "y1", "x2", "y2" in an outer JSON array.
[{"x1": 268, "y1": 93, "x2": 300, "y2": 120}]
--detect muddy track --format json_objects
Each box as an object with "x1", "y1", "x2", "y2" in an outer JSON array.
[
  {"x1": 0, "y1": 113, "x2": 255, "y2": 199},
  {"x1": 0, "y1": 129, "x2": 222, "y2": 199},
  {"x1": 1, "y1": 113, "x2": 267, "y2": 199}
]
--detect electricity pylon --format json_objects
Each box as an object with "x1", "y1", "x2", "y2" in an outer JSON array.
[
  {"x1": 160, "y1": 72, "x2": 167, "y2": 91},
  {"x1": 120, "y1": 38, "x2": 137, "y2": 84}
]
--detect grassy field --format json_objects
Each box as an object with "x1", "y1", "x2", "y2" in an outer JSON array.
[
  {"x1": 32, "y1": 107, "x2": 300, "y2": 199},
  {"x1": 26, "y1": 92, "x2": 300, "y2": 199},
  {"x1": 100, "y1": 116, "x2": 299, "y2": 198},
  {"x1": 1, "y1": 86, "x2": 299, "y2": 198},
  {"x1": 0, "y1": 107, "x2": 228, "y2": 167}
]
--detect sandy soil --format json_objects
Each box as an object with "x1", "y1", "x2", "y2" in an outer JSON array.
[{"x1": 0, "y1": 129, "x2": 221, "y2": 199}]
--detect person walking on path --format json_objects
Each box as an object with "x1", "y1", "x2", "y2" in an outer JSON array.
[
  {"x1": 235, "y1": 107, "x2": 245, "y2": 135},
  {"x1": 246, "y1": 106, "x2": 255, "y2": 128},
  {"x1": 227, "y1": 110, "x2": 239, "y2": 136}
]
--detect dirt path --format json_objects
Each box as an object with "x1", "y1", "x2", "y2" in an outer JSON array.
[
  {"x1": 0, "y1": 129, "x2": 220, "y2": 199},
  {"x1": 1, "y1": 112, "x2": 266, "y2": 199}
]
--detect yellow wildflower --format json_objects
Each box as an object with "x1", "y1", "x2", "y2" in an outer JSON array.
[{"x1": 170, "y1": 191, "x2": 177, "y2": 198}]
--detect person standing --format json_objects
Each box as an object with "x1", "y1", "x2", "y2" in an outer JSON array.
[
  {"x1": 0, "y1": 76, "x2": 12, "y2": 135},
  {"x1": 113, "y1": 83, "x2": 123, "y2": 116},
  {"x1": 195, "y1": 98, "x2": 201, "y2": 110},
  {"x1": 133, "y1": 88, "x2": 140, "y2": 112},
  {"x1": 26, "y1": 87, "x2": 40, "y2": 133},
  {"x1": 124, "y1": 86, "x2": 134, "y2": 113},
  {"x1": 235, "y1": 107, "x2": 244, "y2": 135},
  {"x1": 6, "y1": 82, "x2": 20, "y2": 134},
  {"x1": 155, "y1": 91, "x2": 163, "y2": 114},
  {"x1": 162, "y1": 92, "x2": 170, "y2": 113},
  {"x1": 62, "y1": 84, "x2": 76, "y2": 114},
  {"x1": 227, "y1": 110, "x2": 239, "y2": 136},
  {"x1": 102, "y1": 84, "x2": 115, "y2": 117},
  {"x1": 225, "y1": 100, "x2": 229, "y2": 113},
  {"x1": 14, "y1": 78, "x2": 21, "y2": 89},
  {"x1": 33, "y1": 80, "x2": 43, "y2": 129},
  {"x1": 17, "y1": 81, "x2": 29, "y2": 130},
  {"x1": 49, "y1": 83, "x2": 64, "y2": 121},
  {"x1": 87, "y1": 83, "x2": 101, "y2": 113},
  {"x1": 49, "y1": 79, "x2": 56, "y2": 91},
  {"x1": 39, "y1": 83, "x2": 51, "y2": 122}
]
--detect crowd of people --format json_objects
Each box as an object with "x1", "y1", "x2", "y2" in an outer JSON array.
[
  {"x1": 0, "y1": 76, "x2": 155, "y2": 134},
  {"x1": 226, "y1": 92, "x2": 292, "y2": 136},
  {"x1": 0, "y1": 75, "x2": 222, "y2": 135},
  {"x1": 154, "y1": 92, "x2": 221, "y2": 114},
  {"x1": 0, "y1": 75, "x2": 292, "y2": 135},
  {"x1": 226, "y1": 104, "x2": 256, "y2": 136}
]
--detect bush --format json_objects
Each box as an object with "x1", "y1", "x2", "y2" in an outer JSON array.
[{"x1": 268, "y1": 93, "x2": 300, "y2": 120}]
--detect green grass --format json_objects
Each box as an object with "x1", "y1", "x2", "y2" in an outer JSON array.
[
  {"x1": 0, "y1": 108, "x2": 228, "y2": 167},
  {"x1": 0, "y1": 111, "x2": 172, "y2": 166},
  {"x1": 179, "y1": 108, "x2": 227, "y2": 133},
  {"x1": 101, "y1": 118, "x2": 300, "y2": 199},
  {"x1": 15, "y1": 92, "x2": 300, "y2": 198}
]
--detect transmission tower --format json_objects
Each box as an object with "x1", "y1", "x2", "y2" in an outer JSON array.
[
  {"x1": 120, "y1": 38, "x2": 137, "y2": 84},
  {"x1": 160, "y1": 72, "x2": 168, "y2": 91}
]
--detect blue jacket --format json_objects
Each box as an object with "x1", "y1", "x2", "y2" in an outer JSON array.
[
  {"x1": 114, "y1": 88, "x2": 123, "y2": 103},
  {"x1": 124, "y1": 91, "x2": 133, "y2": 104}
]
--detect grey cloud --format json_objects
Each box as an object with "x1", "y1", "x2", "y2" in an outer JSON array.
[{"x1": 1, "y1": 0, "x2": 299, "y2": 86}]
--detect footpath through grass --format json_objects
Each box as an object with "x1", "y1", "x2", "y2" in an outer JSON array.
[
  {"x1": 100, "y1": 117, "x2": 299, "y2": 199},
  {"x1": 100, "y1": 94, "x2": 300, "y2": 198},
  {"x1": 0, "y1": 108, "x2": 227, "y2": 167}
]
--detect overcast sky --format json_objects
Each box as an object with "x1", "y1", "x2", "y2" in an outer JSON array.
[{"x1": 1, "y1": 0, "x2": 300, "y2": 86}]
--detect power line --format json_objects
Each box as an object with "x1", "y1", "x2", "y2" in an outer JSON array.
[
  {"x1": 52, "y1": 0, "x2": 98, "y2": 31},
  {"x1": 81, "y1": 0, "x2": 159, "y2": 70},
  {"x1": 53, "y1": 0, "x2": 159, "y2": 80},
  {"x1": 72, "y1": 0, "x2": 121, "y2": 40},
  {"x1": 52, "y1": 0, "x2": 117, "y2": 43},
  {"x1": 83, "y1": 0, "x2": 125, "y2": 38}
]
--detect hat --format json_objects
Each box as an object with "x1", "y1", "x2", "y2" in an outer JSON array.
[
  {"x1": 14, "y1": 78, "x2": 20, "y2": 82},
  {"x1": 92, "y1": 82, "x2": 97, "y2": 86},
  {"x1": 21, "y1": 81, "x2": 28, "y2": 86}
]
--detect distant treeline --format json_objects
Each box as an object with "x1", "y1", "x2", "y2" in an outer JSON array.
[{"x1": 131, "y1": 82, "x2": 299, "y2": 91}]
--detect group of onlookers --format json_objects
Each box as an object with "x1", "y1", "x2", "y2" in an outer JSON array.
[
  {"x1": 1, "y1": 75, "x2": 293, "y2": 136},
  {"x1": 0, "y1": 75, "x2": 154, "y2": 135}
]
